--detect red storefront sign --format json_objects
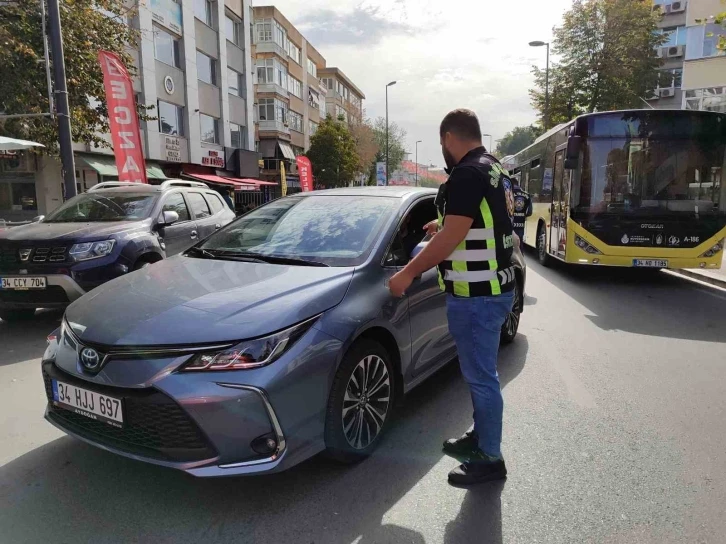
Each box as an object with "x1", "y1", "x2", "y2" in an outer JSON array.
[
  {"x1": 202, "y1": 150, "x2": 225, "y2": 168},
  {"x1": 296, "y1": 156, "x2": 313, "y2": 192},
  {"x1": 98, "y1": 50, "x2": 147, "y2": 184}
]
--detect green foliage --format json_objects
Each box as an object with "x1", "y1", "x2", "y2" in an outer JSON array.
[
  {"x1": 695, "y1": 1, "x2": 726, "y2": 52},
  {"x1": 372, "y1": 116, "x2": 407, "y2": 173},
  {"x1": 495, "y1": 126, "x2": 543, "y2": 157},
  {"x1": 530, "y1": 0, "x2": 665, "y2": 127},
  {"x1": 306, "y1": 115, "x2": 360, "y2": 188},
  {"x1": 0, "y1": 0, "x2": 152, "y2": 153}
]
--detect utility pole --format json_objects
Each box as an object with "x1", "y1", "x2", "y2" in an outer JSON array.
[{"x1": 47, "y1": 0, "x2": 77, "y2": 199}]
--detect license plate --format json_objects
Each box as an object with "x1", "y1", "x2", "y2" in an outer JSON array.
[
  {"x1": 52, "y1": 379, "x2": 123, "y2": 427},
  {"x1": 0, "y1": 276, "x2": 46, "y2": 290},
  {"x1": 633, "y1": 259, "x2": 668, "y2": 268}
]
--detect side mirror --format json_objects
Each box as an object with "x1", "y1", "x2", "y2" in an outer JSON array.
[
  {"x1": 411, "y1": 241, "x2": 427, "y2": 260},
  {"x1": 33, "y1": 215, "x2": 45, "y2": 223},
  {"x1": 564, "y1": 135, "x2": 582, "y2": 170},
  {"x1": 159, "y1": 210, "x2": 179, "y2": 226}
]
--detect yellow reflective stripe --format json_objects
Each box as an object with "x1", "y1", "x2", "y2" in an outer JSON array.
[
  {"x1": 479, "y1": 197, "x2": 501, "y2": 295},
  {"x1": 451, "y1": 260, "x2": 470, "y2": 297}
]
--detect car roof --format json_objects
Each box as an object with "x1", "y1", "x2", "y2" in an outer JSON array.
[
  {"x1": 297, "y1": 186, "x2": 438, "y2": 198},
  {"x1": 84, "y1": 180, "x2": 215, "y2": 195}
]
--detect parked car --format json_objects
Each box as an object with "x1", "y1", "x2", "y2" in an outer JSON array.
[
  {"x1": 0, "y1": 180, "x2": 235, "y2": 321},
  {"x1": 41, "y1": 187, "x2": 526, "y2": 477}
]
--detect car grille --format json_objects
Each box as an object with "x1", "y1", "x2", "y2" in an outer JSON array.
[
  {"x1": 0, "y1": 286, "x2": 69, "y2": 304},
  {"x1": 43, "y1": 366, "x2": 217, "y2": 463},
  {"x1": 0, "y1": 244, "x2": 69, "y2": 265}
]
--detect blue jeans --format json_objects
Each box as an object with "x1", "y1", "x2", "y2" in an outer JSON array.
[{"x1": 446, "y1": 291, "x2": 515, "y2": 459}]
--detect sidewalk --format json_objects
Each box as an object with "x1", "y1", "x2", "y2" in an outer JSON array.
[{"x1": 674, "y1": 261, "x2": 726, "y2": 288}]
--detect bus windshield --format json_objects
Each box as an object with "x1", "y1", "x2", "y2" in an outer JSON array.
[{"x1": 579, "y1": 138, "x2": 725, "y2": 215}]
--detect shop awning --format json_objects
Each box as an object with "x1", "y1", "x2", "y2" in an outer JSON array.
[
  {"x1": 184, "y1": 173, "x2": 252, "y2": 189},
  {"x1": 278, "y1": 142, "x2": 296, "y2": 161},
  {"x1": 234, "y1": 178, "x2": 278, "y2": 187},
  {"x1": 77, "y1": 154, "x2": 168, "y2": 180}
]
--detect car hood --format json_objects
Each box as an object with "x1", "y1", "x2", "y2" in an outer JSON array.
[
  {"x1": 64, "y1": 255, "x2": 355, "y2": 346},
  {"x1": 0, "y1": 220, "x2": 149, "y2": 241}
]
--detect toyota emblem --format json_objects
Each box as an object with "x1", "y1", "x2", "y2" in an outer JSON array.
[{"x1": 80, "y1": 347, "x2": 101, "y2": 370}]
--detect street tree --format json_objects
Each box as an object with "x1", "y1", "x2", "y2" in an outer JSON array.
[
  {"x1": 0, "y1": 0, "x2": 152, "y2": 152},
  {"x1": 372, "y1": 117, "x2": 407, "y2": 175},
  {"x1": 306, "y1": 115, "x2": 360, "y2": 188},
  {"x1": 495, "y1": 126, "x2": 544, "y2": 157},
  {"x1": 530, "y1": 0, "x2": 665, "y2": 126},
  {"x1": 349, "y1": 115, "x2": 379, "y2": 181}
]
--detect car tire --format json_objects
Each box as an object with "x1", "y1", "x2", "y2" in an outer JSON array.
[
  {"x1": 500, "y1": 280, "x2": 521, "y2": 345},
  {"x1": 324, "y1": 339, "x2": 396, "y2": 464},
  {"x1": 0, "y1": 308, "x2": 36, "y2": 322},
  {"x1": 537, "y1": 224, "x2": 550, "y2": 267},
  {"x1": 133, "y1": 260, "x2": 152, "y2": 271}
]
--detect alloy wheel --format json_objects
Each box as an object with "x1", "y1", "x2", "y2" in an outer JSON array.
[
  {"x1": 503, "y1": 283, "x2": 521, "y2": 339},
  {"x1": 342, "y1": 355, "x2": 391, "y2": 450}
]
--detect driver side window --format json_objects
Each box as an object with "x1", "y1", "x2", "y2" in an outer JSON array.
[
  {"x1": 384, "y1": 198, "x2": 437, "y2": 268},
  {"x1": 162, "y1": 192, "x2": 190, "y2": 222}
]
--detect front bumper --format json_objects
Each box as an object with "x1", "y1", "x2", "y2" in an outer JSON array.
[{"x1": 0, "y1": 274, "x2": 85, "y2": 309}]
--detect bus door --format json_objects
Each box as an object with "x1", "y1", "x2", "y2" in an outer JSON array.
[{"x1": 549, "y1": 150, "x2": 568, "y2": 257}]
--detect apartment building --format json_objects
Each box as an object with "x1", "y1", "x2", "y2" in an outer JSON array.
[
  {"x1": 650, "y1": 0, "x2": 726, "y2": 113},
  {"x1": 319, "y1": 68, "x2": 365, "y2": 126},
  {"x1": 252, "y1": 6, "x2": 365, "y2": 187},
  {"x1": 2, "y1": 0, "x2": 258, "y2": 221}
]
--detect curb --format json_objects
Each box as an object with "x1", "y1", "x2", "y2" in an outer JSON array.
[{"x1": 671, "y1": 268, "x2": 726, "y2": 289}]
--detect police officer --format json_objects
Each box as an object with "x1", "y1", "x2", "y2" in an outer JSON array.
[
  {"x1": 389, "y1": 109, "x2": 516, "y2": 486},
  {"x1": 511, "y1": 175, "x2": 532, "y2": 241}
]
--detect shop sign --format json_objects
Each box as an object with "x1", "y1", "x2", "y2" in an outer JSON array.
[
  {"x1": 202, "y1": 150, "x2": 225, "y2": 168},
  {"x1": 150, "y1": 0, "x2": 182, "y2": 35},
  {"x1": 164, "y1": 136, "x2": 181, "y2": 162}
]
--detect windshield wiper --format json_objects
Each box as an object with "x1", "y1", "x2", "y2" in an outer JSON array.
[
  {"x1": 185, "y1": 246, "x2": 218, "y2": 259},
  {"x1": 214, "y1": 251, "x2": 329, "y2": 267}
]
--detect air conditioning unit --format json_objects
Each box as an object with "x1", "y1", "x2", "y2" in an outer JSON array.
[
  {"x1": 663, "y1": 3, "x2": 673, "y2": 13},
  {"x1": 670, "y1": 1, "x2": 686, "y2": 13},
  {"x1": 659, "y1": 88, "x2": 676, "y2": 98},
  {"x1": 656, "y1": 48, "x2": 665, "y2": 58},
  {"x1": 651, "y1": 4, "x2": 661, "y2": 12},
  {"x1": 647, "y1": 92, "x2": 660, "y2": 101},
  {"x1": 667, "y1": 45, "x2": 685, "y2": 57}
]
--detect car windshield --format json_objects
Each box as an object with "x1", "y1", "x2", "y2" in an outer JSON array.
[
  {"x1": 200, "y1": 195, "x2": 398, "y2": 266},
  {"x1": 44, "y1": 192, "x2": 158, "y2": 222}
]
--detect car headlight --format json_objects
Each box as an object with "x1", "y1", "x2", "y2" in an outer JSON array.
[
  {"x1": 699, "y1": 239, "x2": 724, "y2": 258},
  {"x1": 575, "y1": 234, "x2": 602, "y2": 255},
  {"x1": 69, "y1": 240, "x2": 116, "y2": 261},
  {"x1": 181, "y1": 316, "x2": 319, "y2": 371}
]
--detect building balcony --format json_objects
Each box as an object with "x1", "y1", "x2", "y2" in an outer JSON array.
[
  {"x1": 257, "y1": 82, "x2": 289, "y2": 98},
  {"x1": 259, "y1": 120, "x2": 291, "y2": 136},
  {"x1": 256, "y1": 41, "x2": 288, "y2": 60}
]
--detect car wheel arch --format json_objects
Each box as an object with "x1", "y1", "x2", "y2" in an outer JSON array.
[{"x1": 133, "y1": 251, "x2": 164, "y2": 269}]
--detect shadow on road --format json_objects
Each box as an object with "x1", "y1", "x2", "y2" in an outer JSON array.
[
  {"x1": 0, "y1": 336, "x2": 528, "y2": 543},
  {"x1": 523, "y1": 247, "x2": 726, "y2": 343},
  {"x1": 0, "y1": 309, "x2": 62, "y2": 366}
]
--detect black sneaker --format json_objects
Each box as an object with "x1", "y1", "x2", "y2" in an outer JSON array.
[
  {"x1": 448, "y1": 450, "x2": 507, "y2": 486},
  {"x1": 442, "y1": 430, "x2": 479, "y2": 460}
]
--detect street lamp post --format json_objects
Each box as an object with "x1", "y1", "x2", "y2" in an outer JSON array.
[
  {"x1": 385, "y1": 81, "x2": 397, "y2": 185},
  {"x1": 529, "y1": 40, "x2": 550, "y2": 130},
  {"x1": 482, "y1": 133, "x2": 493, "y2": 152},
  {"x1": 415, "y1": 140, "x2": 422, "y2": 186}
]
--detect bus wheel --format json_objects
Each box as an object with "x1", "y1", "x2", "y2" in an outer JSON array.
[{"x1": 537, "y1": 225, "x2": 550, "y2": 267}]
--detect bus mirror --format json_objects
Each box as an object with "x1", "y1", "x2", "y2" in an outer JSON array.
[{"x1": 565, "y1": 136, "x2": 582, "y2": 169}]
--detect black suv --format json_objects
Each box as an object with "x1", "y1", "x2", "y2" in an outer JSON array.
[{"x1": 0, "y1": 180, "x2": 235, "y2": 321}]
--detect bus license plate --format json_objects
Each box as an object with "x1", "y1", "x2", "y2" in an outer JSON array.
[
  {"x1": 633, "y1": 259, "x2": 668, "y2": 268},
  {"x1": 52, "y1": 380, "x2": 124, "y2": 426},
  {"x1": 1, "y1": 276, "x2": 46, "y2": 290}
]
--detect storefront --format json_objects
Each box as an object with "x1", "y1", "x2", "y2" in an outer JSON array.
[{"x1": 0, "y1": 151, "x2": 40, "y2": 223}]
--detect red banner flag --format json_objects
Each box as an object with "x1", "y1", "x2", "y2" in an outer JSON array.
[
  {"x1": 296, "y1": 156, "x2": 313, "y2": 192},
  {"x1": 98, "y1": 51, "x2": 147, "y2": 184}
]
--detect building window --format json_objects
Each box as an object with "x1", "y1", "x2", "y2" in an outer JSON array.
[
  {"x1": 660, "y1": 26, "x2": 686, "y2": 48},
  {"x1": 157, "y1": 100, "x2": 184, "y2": 136},
  {"x1": 307, "y1": 57, "x2": 317, "y2": 78},
  {"x1": 703, "y1": 24, "x2": 726, "y2": 58},
  {"x1": 273, "y1": 20, "x2": 285, "y2": 48},
  {"x1": 309, "y1": 88, "x2": 320, "y2": 109},
  {"x1": 197, "y1": 51, "x2": 217, "y2": 85},
  {"x1": 319, "y1": 91, "x2": 326, "y2": 117},
  {"x1": 322, "y1": 77, "x2": 334, "y2": 90},
  {"x1": 657, "y1": 68, "x2": 682, "y2": 89},
  {"x1": 200, "y1": 113, "x2": 219, "y2": 144},
  {"x1": 258, "y1": 98, "x2": 287, "y2": 122},
  {"x1": 194, "y1": 0, "x2": 214, "y2": 27},
  {"x1": 288, "y1": 110, "x2": 303, "y2": 133},
  {"x1": 228, "y1": 67, "x2": 243, "y2": 97},
  {"x1": 153, "y1": 27, "x2": 181, "y2": 68},
  {"x1": 255, "y1": 18, "x2": 285, "y2": 47},
  {"x1": 308, "y1": 120, "x2": 318, "y2": 136},
  {"x1": 288, "y1": 41, "x2": 301, "y2": 64},
  {"x1": 256, "y1": 58, "x2": 286, "y2": 88},
  {"x1": 225, "y1": 13, "x2": 242, "y2": 46},
  {"x1": 288, "y1": 76, "x2": 302, "y2": 98},
  {"x1": 256, "y1": 20, "x2": 272, "y2": 42},
  {"x1": 231, "y1": 123, "x2": 243, "y2": 148},
  {"x1": 684, "y1": 87, "x2": 726, "y2": 113}
]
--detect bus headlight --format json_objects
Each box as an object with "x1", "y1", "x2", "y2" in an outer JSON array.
[
  {"x1": 575, "y1": 235, "x2": 602, "y2": 255},
  {"x1": 699, "y1": 239, "x2": 724, "y2": 258}
]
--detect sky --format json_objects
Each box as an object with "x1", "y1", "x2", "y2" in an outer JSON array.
[{"x1": 257, "y1": 0, "x2": 574, "y2": 168}]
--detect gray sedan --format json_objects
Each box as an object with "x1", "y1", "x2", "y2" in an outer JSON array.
[{"x1": 41, "y1": 187, "x2": 526, "y2": 476}]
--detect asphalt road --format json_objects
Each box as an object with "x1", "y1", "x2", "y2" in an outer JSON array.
[{"x1": 1, "y1": 254, "x2": 726, "y2": 544}]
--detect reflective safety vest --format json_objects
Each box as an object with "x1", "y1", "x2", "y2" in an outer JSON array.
[{"x1": 435, "y1": 152, "x2": 515, "y2": 298}]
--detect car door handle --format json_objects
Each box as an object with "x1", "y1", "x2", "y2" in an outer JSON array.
[
  {"x1": 215, "y1": 224, "x2": 221, "y2": 230},
  {"x1": 190, "y1": 230, "x2": 198, "y2": 239}
]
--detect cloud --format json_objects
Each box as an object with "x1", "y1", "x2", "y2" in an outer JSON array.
[{"x1": 295, "y1": 5, "x2": 415, "y2": 47}]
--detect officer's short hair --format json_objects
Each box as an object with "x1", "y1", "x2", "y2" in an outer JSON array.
[{"x1": 440, "y1": 109, "x2": 482, "y2": 143}]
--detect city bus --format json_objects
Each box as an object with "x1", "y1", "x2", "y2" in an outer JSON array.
[{"x1": 508, "y1": 109, "x2": 726, "y2": 270}]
